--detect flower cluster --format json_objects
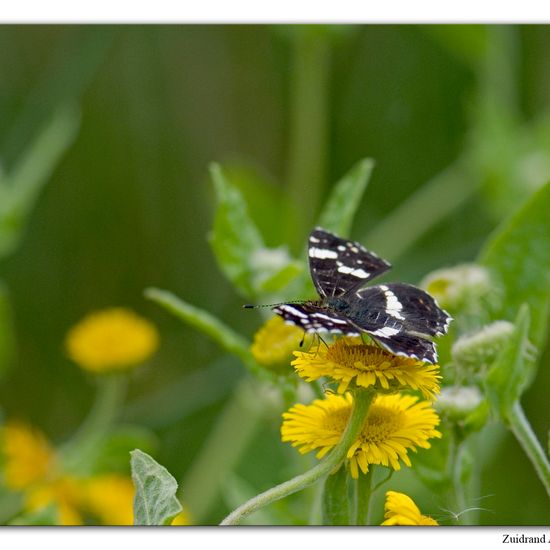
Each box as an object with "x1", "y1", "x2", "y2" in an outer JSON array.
[
  {"x1": 0, "y1": 421, "x2": 134, "y2": 525},
  {"x1": 252, "y1": 312, "x2": 444, "y2": 492}
]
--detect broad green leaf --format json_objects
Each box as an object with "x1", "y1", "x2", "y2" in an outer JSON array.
[
  {"x1": 131, "y1": 449, "x2": 182, "y2": 526},
  {"x1": 479, "y1": 180, "x2": 550, "y2": 352},
  {"x1": 317, "y1": 158, "x2": 374, "y2": 237},
  {"x1": 208, "y1": 163, "x2": 265, "y2": 298},
  {"x1": 145, "y1": 287, "x2": 264, "y2": 378},
  {"x1": 0, "y1": 280, "x2": 15, "y2": 380},
  {"x1": 485, "y1": 304, "x2": 531, "y2": 421},
  {"x1": 321, "y1": 465, "x2": 349, "y2": 526},
  {"x1": 0, "y1": 105, "x2": 80, "y2": 260},
  {"x1": 255, "y1": 256, "x2": 303, "y2": 294}
]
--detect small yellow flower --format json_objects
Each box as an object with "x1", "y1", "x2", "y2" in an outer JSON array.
[
  {"x1": 251, "y1": 316, "x2": 304, "y2": 373},
  {"x1": 381, "y1": 491, "x2": 438, "y2": 525},
  {"x1": 65, "y1": 308, "x2": 159, "y2": 372},
  {"x1": 1, "y1": 421, "x2": 55, "y2": 490},
  {"x1": 25, "y1": 477, "x2": 84, "y2": 525},
  {"x1": 292, "y1": 339, "x2": 441, "y2": 400},
  {"x1": 281, "y1": 393, "x2": 441, "y2": 479},
  {"x1": 84, "y1": 474, "x2": 135, "y2": 525}
]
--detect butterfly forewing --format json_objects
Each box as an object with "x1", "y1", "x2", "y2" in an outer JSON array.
[
  {"x1": 272, "y1": 303, "x2": 360, "y2": 335},
  {"x1": 308, "y1": 228, "x2": 391, "y2": 298}
]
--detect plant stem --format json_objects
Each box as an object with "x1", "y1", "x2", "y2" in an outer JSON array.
[
  {"x1": 60, "y1": 373, "x2": 126, "y2": 472},
  {"x1": 451, "y1": 440, "x2": 468, "y2": 525},
  {"x1": 220, "y1": 388, "x2": 375, "y2": 525},
  {"x1": 354, "y1": 468, "x2": 373, "y2": 525},
  {"x1": 508, "y1": 401, "x2": 550, "y2": 499}
]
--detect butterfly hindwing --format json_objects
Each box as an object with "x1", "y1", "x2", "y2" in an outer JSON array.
[
  {"x1": 355, "y1": 283, "x2": 452, "y2": 337},
  {"x1": 308, "y1": 228, "x2": 391, "y2": 298},
  {"x1": 368, "y1": 332, "x2": 438, "y2": 364}
]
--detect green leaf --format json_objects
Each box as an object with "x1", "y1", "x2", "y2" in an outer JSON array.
[
  {"x1": 208, "y1": 163, "x2": 265, "y2": 298},
  {"x1": 144, "y1": 287, "x2": 264, "y2": 378},
  {"x1": 479, "y1": 180, "x2": 550, "y2": 351},
  {"x1": 321, "y1": 465, "x2": 349, "y2": 526},
  {"x1": 485, "y1": 304, "x2": 531, "y2": 421},
  {"x1": 131, "y1": 449, "x2": 182, "y2": 526},
  {"x1": 317, "y1": 158, "x2": 374, "y2": 237},
  {"x1": 208, "y1": 163, "x2": 303, "y2": 298}
]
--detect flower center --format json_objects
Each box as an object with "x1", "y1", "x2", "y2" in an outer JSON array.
[
  {"x1": 326, "y1": 341, "x2": 394, "y2": 371},
  {"x1": 360, "y1": 404, "x2": 404, "y2": 444}
]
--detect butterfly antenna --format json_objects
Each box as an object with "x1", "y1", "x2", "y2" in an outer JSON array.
[{"x1": 242, "y1": 300, "x2": 307, "y2": 309}]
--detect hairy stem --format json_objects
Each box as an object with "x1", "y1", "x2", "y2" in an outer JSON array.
[
  {"x1": 508, "y1": 401, "x2": 550, "y2": 499},
  {"x1": 220, "y1": 389, "x2": 375, "y2": 525}
]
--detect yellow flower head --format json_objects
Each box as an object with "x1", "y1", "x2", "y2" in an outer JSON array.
[
  {"x1": 281, "y1": 393, "x2": 441, "y2": 479},
  {"x1": 292, "y1": 339, "x2": 441, "y2": 400},
  {"x1": 65, "y1": 308, "x2": 159, "y2": 372},
  {"x1": 84, "y1": 474, "x2": 135, "y2": 525},
  {"x1": 1, "y1": 421, "x2": 55, "y2": 490},
  {"x1": 251, "y1": 316, "x2": 304, "y2": 374},
  {"x1": 381, "y1": 491, "x2": 438, "y2": 525}
]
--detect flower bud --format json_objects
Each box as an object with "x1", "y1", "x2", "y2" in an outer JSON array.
[
  {"x1": 421, "y1": 264, "x2": 492, "y2": 313},
  {"x1": 452, "y1": 320, "x2": 515, "y2": 376}
]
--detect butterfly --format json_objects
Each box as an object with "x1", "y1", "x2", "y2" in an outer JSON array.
[{"x1": 261, "y1": 227, "x2": 452, "y2": 364}]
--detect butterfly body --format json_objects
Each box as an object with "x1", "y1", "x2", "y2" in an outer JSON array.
[{"x1": 271, "y1": 228, "x2": 452, "y2": 364}]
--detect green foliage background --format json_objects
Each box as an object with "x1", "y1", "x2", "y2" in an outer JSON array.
[{"x1": 1, "y1": 24, "x2": 550, "y2": 524}]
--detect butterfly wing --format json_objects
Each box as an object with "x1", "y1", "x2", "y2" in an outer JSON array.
[
  {"x1": 308, "y1": 228, "x2": 391, "y2": 299},
  {"x1": 367, "y1": 332, "x2": 439, "y2": 364},
  {"x1": 333, "y1": 283, "x2": 451, "y2": 363},
  {"x1": 272, "y1": 303, "x2": 361, "y2": 335},
  {"x1": 356, "y1": 283, "x2": 452, "y2": 337}
]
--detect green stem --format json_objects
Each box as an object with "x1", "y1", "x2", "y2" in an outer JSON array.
[
  {"x1": 60, "y1": 373, "x2": 126, "y2": 472},
  {"x1": 508, "y1": 401, "x2": 550, "y2": 499},
  {"x1": 451, "y1": 440, "x2": 468, "y2": 525},
  {"x1": 354, "y1": 467, "x2": 373, "y2": 525},
  {"x1": 220, "y1": 388, "x2": 375, "y2": 525},
  {"x1": 285, "y1": 26, "x2": 331, "y2": 251}
]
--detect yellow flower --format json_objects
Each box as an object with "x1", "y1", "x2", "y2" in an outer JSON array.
[
  {"x1": 292, "y1": 339, "x2": 441, "y2": 400},
  {"x1": 65, "y1": 308, "x2": 159, "y2": 372},
  {"x1": 1, "y1": 421, "x2": 137, "y2": 526},
  {"x1": 84, "y1": 474, "x2": 135, "y2": 525},
  {"x1": 381, "y1": 491, "x2": 438, "y2": 525},
  {"x1": 251, "y1": 316, "x2": 304, "y2": 373},
  {"x1": 1, "y1": 421, "x2": 55, "y2": 490},
  {"x1": 25, "y1": 477, "x2": 84, "y2": 525},
  {"x1": 281, "y1": 393, "x2": 441, "y2": 479}
]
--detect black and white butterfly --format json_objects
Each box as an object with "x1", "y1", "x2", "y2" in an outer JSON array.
[{"x1": 267, "y1": 227, "x2": 452, "y2": 364}]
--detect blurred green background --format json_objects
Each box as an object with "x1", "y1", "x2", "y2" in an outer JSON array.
[{"x1": 1, "y1": 24, "x2": 550, "y2": 524}]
